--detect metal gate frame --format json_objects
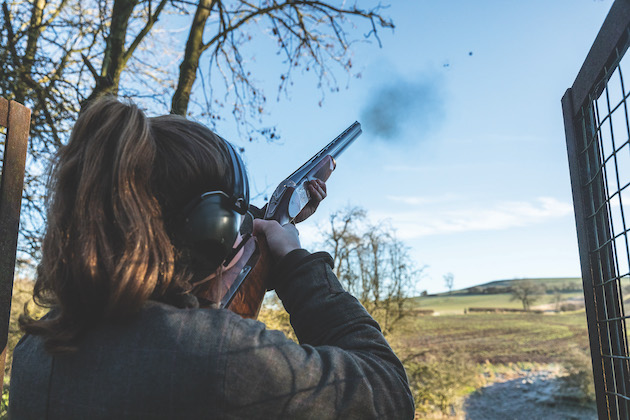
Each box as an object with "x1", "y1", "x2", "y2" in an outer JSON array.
[{"x1": 563, "y1": 1, "x2": 630, "y2": 418}]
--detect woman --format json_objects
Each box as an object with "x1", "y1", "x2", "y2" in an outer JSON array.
[{"x1": 9, "y1": 97, "x2": 414, "y2": 419}]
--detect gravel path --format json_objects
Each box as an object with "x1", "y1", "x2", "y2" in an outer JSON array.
[{"x1": 462, "y1": 366, "x2": 597, "y2": 420}]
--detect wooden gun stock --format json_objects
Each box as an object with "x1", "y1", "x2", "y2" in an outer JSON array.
[
  {"x1": 224, "y1": 236, "x2": 270, "y2": 318},
  {"x1": 192, "y1": 235, "x2": 271, "y2": 318}
]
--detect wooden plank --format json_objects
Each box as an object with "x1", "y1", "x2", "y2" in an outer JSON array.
[
  {"x1": 0, "y1": 98, "x2": 7, "y2": 128},
  {"x1": 0, "y1": 100, "x2": 30, "y2": 387}
]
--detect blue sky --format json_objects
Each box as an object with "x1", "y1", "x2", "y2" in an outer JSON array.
[{"x1": 199, "y1": 0, "x2": 615, "y2": 293}]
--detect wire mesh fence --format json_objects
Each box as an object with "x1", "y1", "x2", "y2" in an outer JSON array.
[{"x1": 563, "y1": 1, "x2": 630, "y2": 417}]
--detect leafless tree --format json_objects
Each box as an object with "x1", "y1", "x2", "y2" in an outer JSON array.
[
  {"x1": 510, "y1": 280, "x2": 546, "y2": 311},
  {"x1": 1, "y1": 0, "x2": 109, "y2": 265},
  {"x1": 324, "y1": 206, "x2": 366, "y2": 282},
  {"x1": 443, "y1": 272, "x2": 454, "y2": 295},
  {"x1": 0, "y1": 0, "x2": 394, "y2": 267},
  {"x1": 322, "y1": 207, "x2": 422, "y2": 335}
]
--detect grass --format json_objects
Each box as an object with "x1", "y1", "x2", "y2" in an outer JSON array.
[
  {"x1": 392, "y1": 312, "x2": 589, "y2": 364},
  {"x1": 388, "y1": 310, "x2": 594, "y2": 415},
  {"x1": 410, "y1": 292, "x2": 584, "y2": 314}
]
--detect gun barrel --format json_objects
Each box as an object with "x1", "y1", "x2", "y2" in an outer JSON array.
[
  {"x1": 327, "y1": 121, "x2": 363, "y2": 160},
  {"x1": 287, "y1": 122, "x2": 362, "y2": 184}
]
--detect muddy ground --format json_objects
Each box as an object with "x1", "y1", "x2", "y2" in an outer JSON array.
[{"x1": 462, "y1": 365, "x2": 597, "y2": 420}]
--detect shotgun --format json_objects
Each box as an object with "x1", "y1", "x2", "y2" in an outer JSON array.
[{"x1": 193, "y1": 122, "x2": 362, "y2": 318}]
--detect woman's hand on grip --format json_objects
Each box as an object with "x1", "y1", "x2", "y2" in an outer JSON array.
[{"x1": 252, "y1": 219, "x2": 301, "y2": 261}]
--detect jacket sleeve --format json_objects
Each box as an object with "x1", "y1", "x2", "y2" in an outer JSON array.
[{"x1": 222, "y1": 250, "x2": 415, "y2": 420}]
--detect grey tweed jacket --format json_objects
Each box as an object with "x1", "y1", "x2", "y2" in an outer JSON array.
[{"x1": 9, "y1": 250, "x2": 414, "y2": 419}]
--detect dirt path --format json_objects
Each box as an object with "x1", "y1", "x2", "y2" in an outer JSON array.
[{"x1": 462, "y1": 365, "x2": 597, "y2": 420}]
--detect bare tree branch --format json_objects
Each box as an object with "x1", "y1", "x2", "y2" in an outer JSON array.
[
  {"x1": 122, "y1": 0, "x2": 169, "y2": 64},
  {"x1": 171, "y1": 0, "x2": 393, "y2": 130},
  {"x1": 0, "y1": 0, "x2": 394, "y2": 272},
  {"x1": 321, "y1": 207, "x2": 420, "y2": 336}
]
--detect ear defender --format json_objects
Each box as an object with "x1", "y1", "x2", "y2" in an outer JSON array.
[{"x1": 179, "y1": 139, "x2": 249, "y2": 271}]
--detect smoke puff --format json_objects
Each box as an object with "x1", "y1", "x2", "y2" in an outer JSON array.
[{"x1": 360, "y1": 77, "x2": 444, "y2": 141}]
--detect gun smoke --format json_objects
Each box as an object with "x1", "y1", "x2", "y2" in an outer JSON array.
[{"x1": 360, "y1": 76, "x2": 444, "y2": 141}]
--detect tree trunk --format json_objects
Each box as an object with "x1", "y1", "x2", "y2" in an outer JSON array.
[
  {"x1": 18, "y1": 0, "x2": 46, "y2": 101},
  {"x1": 171, "y1": 0, "x2": 216, "y2": 116},
  {"x1": 85, "y1": 0, "x2": 168, "y2": 106},
  {"x1": 86, "y1": 0, "x2": 138, "y2": 103}
]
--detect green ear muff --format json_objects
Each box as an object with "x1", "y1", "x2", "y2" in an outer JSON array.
[
  {"x1": 180, "y1": 192, "x2": 241, "y2": 271},
  {"x1": 178, "y1": 139, "x2": 249, "y2": 271}
]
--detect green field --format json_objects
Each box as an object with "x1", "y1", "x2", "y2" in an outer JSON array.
[
  {"x1": 411, "y1": 292, "x2": 584, "y2": 314},
  {"x1": 463, "y1": 277, "x2": 583, "y2": 290}
]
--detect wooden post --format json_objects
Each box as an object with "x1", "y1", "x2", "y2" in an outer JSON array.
[{"x1": 0, "y1": 98, "x2": 31, "y2": 387}]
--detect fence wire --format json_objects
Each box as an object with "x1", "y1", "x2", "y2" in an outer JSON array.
[{"x1": 572, "y1": 25, "x2": 630, "y2": 418}]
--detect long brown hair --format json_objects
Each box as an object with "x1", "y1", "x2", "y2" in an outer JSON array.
[{"x1": 21, "y1": 97, "x2": 236, "y2": 352}]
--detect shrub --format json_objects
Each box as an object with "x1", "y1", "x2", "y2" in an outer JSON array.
[
  {"x1": 405, "y1": 353, "x2": 479, "y2": 416},
  {"x1": 0, "y1": 384, "x2": 8, "y2": 419},
  {"x1": 560, "y1": 348, "x2": 595, "y2": 403},
  {"x1": 560, "y1": 303, "x2": 580, "y2": 312},
  {"x1": 257, "y1": 296, "x2": 297, "y2": 343}
]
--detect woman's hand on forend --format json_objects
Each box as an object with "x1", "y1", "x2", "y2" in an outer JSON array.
[{"x1": 294, "y1": 179, "x2": 327, "y2": 223}]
